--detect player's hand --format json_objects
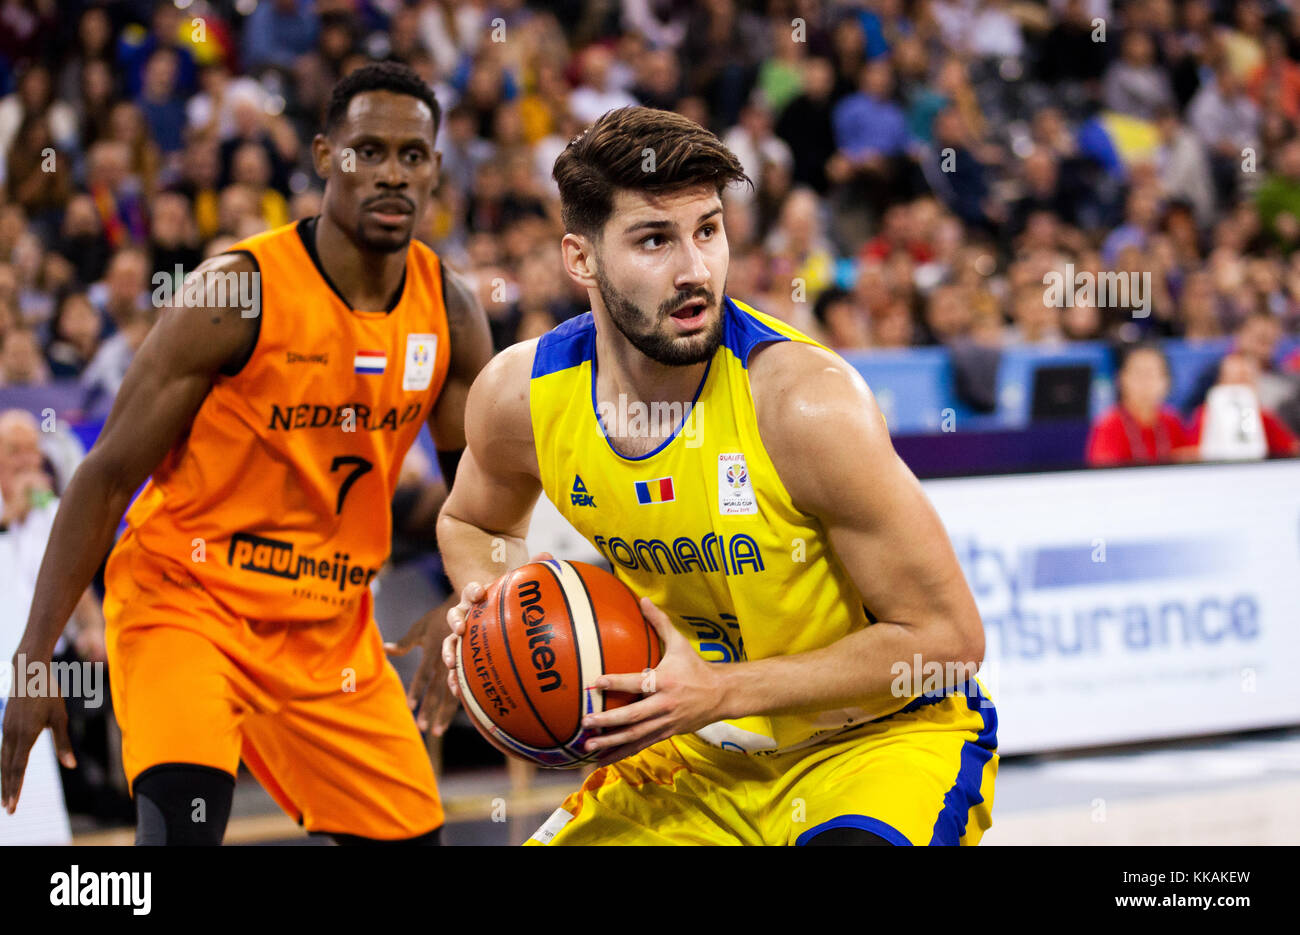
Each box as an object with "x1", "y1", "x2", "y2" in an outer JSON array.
[
  {"x1": 578, "y1": 597, "x2": 725, "y2": 767},
  {"x1": 439, "y1": 581, "x2": 486, "y2": 710},
  {"x1": 386, "y1": 596, "x2": 459, "y2": 736},
  {"x1": 439, "y1": 551, "x2": 555, "y2": 710},
  {"x1": 1, "y1": 684, "x2": 77, "y2": 815}
]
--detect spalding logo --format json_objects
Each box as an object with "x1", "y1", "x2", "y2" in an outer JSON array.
[{"x1": 517, "y1": 579, "x2": 562, "y2": 693}]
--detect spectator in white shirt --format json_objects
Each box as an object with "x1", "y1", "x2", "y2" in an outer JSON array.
[
  {"x1": 723, "y1": 98, "x2": 793, "y2": 211},
  {"x1": 568, "y1": 46, "x2": 639, "y2": 126}
]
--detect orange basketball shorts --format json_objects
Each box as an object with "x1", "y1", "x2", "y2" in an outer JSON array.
[{"x1": 102, "y1": 532, "x2": 443, "y2": 840}]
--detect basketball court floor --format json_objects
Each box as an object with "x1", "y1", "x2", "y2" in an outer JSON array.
[{"x1": 68, "y1": 726, "x2": 1300, "y2": 845}]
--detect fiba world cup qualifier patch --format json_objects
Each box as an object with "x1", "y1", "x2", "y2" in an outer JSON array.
[
  {"x1": 718, "y1": 453, "x2": 757, "y2": 515},
  {"x1": 403, "y1": 334, "x2": 437, "y2": 391}
]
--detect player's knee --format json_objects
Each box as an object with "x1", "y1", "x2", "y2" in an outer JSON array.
[
  {"x1": 133, "y1": 763, "x2": 235, "y2": 846},
  {"x1": 326, "y1": 827, "x2": 442, "y2": 846}
]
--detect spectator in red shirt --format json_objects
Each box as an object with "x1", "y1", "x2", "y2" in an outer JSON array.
[
  {"x1": 858, "y1": 202, "x2": 936, "y2": 264},
  {"x1": 1087, "y1": 344, "x2": 1197, "y2": 466},
  {"x1": 1246, "y1": 31, "x2": 1300, "y2": 125},
  {"x1": 1189, "y1": 352, "x2": 1300, "y2": 457}
]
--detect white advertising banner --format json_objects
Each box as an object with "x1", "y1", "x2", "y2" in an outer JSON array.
[{"x1": 924, "y1": 461, "x2": 1300, "y2": 755}]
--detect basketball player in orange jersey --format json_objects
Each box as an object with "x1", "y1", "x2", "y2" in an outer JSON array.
[
  {"x1": 1, "y1": 63, "x2": 492, "y2": 844},
  {"x1": 434, "y1": 106, "x2": 996, "y2": 845}
]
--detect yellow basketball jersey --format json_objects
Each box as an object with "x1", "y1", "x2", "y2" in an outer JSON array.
[{"x1": 530, "y1": 296, "x2": 902, "y2": 756}]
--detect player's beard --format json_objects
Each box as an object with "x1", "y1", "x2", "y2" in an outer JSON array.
[
  {"x1": 595, "y1": 265, "x2": 723, "y2": 367},
  {"x1": 354, "y1": 217, "x2": 414, "y2": 254},
  {"x1": 348, "y1": 195, "x2": 418, "y2": 254}
]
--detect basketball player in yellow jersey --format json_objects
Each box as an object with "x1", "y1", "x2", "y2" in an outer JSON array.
[
  {"x1": 434, "y1": 106, "x2": 996, "y2": 846},
  {"x1": 2, "y1": 63, "x2": 493, "y2": 844}
]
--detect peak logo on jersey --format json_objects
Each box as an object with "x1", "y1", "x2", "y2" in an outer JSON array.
[
  {"x1": 403, "y1": 333, "x2": 437, "y2": 391},
  {"x1": 228, "y1": 532, "x2": 380, "y2": 592},
  {"x1": 571, "y1": 474, "x2": 596, "y2": 507},
  {"x1": 634, "y1": 476, "x2": 675, "y2": 505},
  {"x1": 354, "y1": 350, "x2": 386, "y2": 374},
  {"x1": 718, "y1": 453, "x2": 757, "y2": 515}
]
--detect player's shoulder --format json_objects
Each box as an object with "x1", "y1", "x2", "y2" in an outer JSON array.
[
  {"x1": 478, "y1": 337, "x2": 540, "y2": 393},
  {"x1": 141, "y1": 251, "x2": 262, "y2": 375},
  {"x1": 190, "y1": 250, "x2": 260, "y2": 278},
  {"x1": 462, "y1": 337, "x2": 541, "y2": 474},
  {"x1": 467, "y1": 337, "x2": 538, "y2": 428},
  {"x1": 433, "y1": 260, "x2": 493, "y2": 376},
  {"x1": 157, "y1": 251, "x2": 259, "y2": 327},
  {"x1": 746, "y1": 336, "x2": 888, "y2": 499},
  {"x1": 438, "y1": 258, "x2": 473, "y2": 311},
  {"x1": 749, "y1": 338, "x2": 873, "y2": 426},
  {"x1": 721, "y1": 295, "x2": 873, "y2": 438},
  {"x1": 529, "y1": 312, "x2": 595, "y2": 379},
  {"x1": 748, "y1": 337, "x2": 845, "y2": 383},
  {"x1": 221, "y1": 220, "x2": 302, "y2": 267}
]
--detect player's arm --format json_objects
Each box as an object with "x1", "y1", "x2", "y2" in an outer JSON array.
[
  {"x1": 392, "y1": 266, "x2": 494, "y2": 549},
  {"x1": 386, "y1": 264, "x2": 493, "y2": 728},
  {"x1": 719, "y1": 342, "x2": 984, "y2": 715},
  {"x1": 426, "y1": 264, "x2": 494, "y2": 486},
  {"x1": 431, "y1": 340, "x2": 548, "y2": 716},
  {"x1": 582, "y1": 342, "x2": 983, "y2": 763},
  {"x1": 2, "y1": 254, "x2": 259, "y2": 814},
  {"x1": 435, "y1": 339, "x2": 543, "y2": 596}
]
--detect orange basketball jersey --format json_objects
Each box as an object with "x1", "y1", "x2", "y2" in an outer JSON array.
[{"x1": 119, "y1": 218, "x2": 452, "y2": 622}]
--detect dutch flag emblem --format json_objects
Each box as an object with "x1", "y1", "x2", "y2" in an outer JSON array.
[{"x1": 354, "y1": 350, "x2": 386, "y2": 374}]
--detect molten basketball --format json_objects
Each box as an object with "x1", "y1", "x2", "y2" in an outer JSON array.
[{"x1": 455, "y1": 559, "x2": 663, "y2": 768}]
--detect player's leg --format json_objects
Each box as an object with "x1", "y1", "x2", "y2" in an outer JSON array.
[
  {"x1": 238, "y1": 737, "x2": 440, "y2": 842},
  {"x1": 526, "y1": 736, "x2": 769, "y2": 845},
  {"x1": 238, "y1": 665, "x2": 443, "y2": 841},
  {"x1": 133, "y1": 763, "x2": 234, "y2": 845},
  {"x1": 780, "y1": 681, "x2": 999, "y2": 846},
  {"x1": 103, "y1": 538, "x2": 272, "y2": 845},
  {"x1": 237, "y1": 600, "x2": 443, "y2": 841},
  {"x1": 107, "y1": 623, "x2": 249, "y2": 845}
]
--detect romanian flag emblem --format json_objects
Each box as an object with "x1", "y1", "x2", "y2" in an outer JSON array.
[{"x1": 634, "y1": 477, "x2": 675, "y2": 505}]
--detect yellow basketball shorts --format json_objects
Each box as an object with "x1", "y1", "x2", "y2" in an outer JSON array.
[{"x1": 526, "y1": 679, "x2": 997, "y2": 846}]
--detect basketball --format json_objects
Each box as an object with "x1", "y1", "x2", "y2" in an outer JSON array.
[{"x1": 455, "y1": 559, "x2": 663, "y2": 768}]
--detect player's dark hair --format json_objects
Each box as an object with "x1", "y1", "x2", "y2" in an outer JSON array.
[
  {"x1": 552, "y1": 106, "x2": 751, "y2": 240},
  {"x1": 324, "y1": 62, "x2": 441, "y2": 139}
]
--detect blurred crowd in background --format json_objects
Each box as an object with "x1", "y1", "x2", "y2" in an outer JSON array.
[{"x1": 1, "y1": 0, "x2": 1299, "y2": 444}]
